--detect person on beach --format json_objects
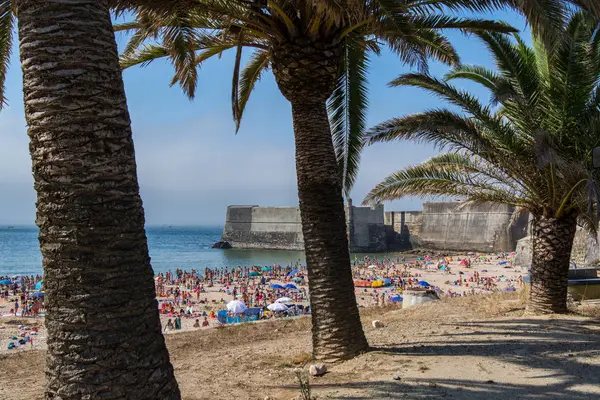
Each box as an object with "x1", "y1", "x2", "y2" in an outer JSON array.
[
  {"x1": 164, "y1": 319, "x2": 174, "y2": 333},
  {"x1": 202, "y1": 317, "x2": 209, "y2": 327},
  {"x1": 193, "y1": 319, "x2": 200, "y2": 328},
  {"x1": 174, "y1": 316, "x2": 182, "y2": 330}
]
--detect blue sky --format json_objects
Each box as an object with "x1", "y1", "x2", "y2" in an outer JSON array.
[{"x1": 0, "y1": 9, "x2": 527, "y2": 226}]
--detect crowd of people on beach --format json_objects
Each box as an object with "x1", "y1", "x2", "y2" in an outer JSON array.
[
  {"x1": 0, "y1": 275, "x2": 44, "y2": 317},
  {"x1": 1, "y1": 252, "x2": 526, "y2": 340}
]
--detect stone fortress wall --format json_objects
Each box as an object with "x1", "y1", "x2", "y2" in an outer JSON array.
[{"x1": 221, "y1": 201, "x2": 529, "y2": 253}]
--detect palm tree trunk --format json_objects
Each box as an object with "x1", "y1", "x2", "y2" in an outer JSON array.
[
  {"x1": 528, "y1": 213, "x2": 577, "y2": 314},
  {"x1": 272, "y1": 40, "x2": 369, "y2": 362},
  {"x1": 291, "y1": 96, "x2": 369, "y2": 362},
  {"x1": 16, "y1": 1, "x2": 180, "y2": 398}
]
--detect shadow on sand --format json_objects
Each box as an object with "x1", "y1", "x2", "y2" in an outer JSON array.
[{"x1": 278, "y1": 317, "x2": 600, "y2": 399}]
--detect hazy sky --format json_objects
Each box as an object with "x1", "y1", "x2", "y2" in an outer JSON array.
[{"x1": 0, "y1": 10, "x2": 526, "y2": 226}]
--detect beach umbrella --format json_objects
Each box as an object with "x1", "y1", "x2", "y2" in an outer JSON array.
[
  {"x1": 262, "y1": 266, "x2": 272, "y2": 271},
  {"x1": 275, "y1": 297, "x2": 293, "y2": 303},
  {"x1": 284, "y1": 283, "x2": 297, "y2": 290},
  {"x1": 267, "y1": 303, "x2": 288, "y2": 312},
  {"x1": 287, "y1": 269, "x2": 299, "y2": 276},
  {"x1": 368, "y1": 265, "x2": 378, "y2": 269},
  {"x1": 390, "y1": 295, "x2": 402, "y2": 303},
  {"x1": 226, "y1": 300, "x2": 247, "y2": 314},
  {"x1": 418, "y1": 281, "x2": 430, "y2": 287},
  {"x1": 30, "y1": 292, "x2": 44, "y2": 299},
  {"x1": 271, "y1": 284, "x2": 284, "y2": 289},
  {"x1": 35, "y1": 281, "x2": 43, "y2": 290},
  {"x1": 292, "y1": 277, "x2": 303, "y2": 283},
  {"x1": 249, "y1": 271, "x2": 260, "y2": 277},
  {"x1": 0, "y1": 279, "x2": 11, "y2": 285}
]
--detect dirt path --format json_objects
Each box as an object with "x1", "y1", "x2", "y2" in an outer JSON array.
[{"x1": 1, "y1": 294, "x2": 599, "y2": 399}]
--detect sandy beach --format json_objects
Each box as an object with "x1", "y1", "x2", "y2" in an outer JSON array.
[{"x1": 0, "y1": 252, "x2": 526, "y2": 355}]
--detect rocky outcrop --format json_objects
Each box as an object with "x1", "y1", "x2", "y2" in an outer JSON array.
[{"x1": 211, "y1": 241, "x2": 232, "y2": 249}]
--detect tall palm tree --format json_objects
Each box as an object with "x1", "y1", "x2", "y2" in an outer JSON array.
[
  {"x1": 114, "y1": 0, "x2": 520, "y2": 361},
  {"x1": 364, "y1": 12, "x2": 600, "y2": 314},
  {"x1": 13, "y1": 0, "x2": 180, "y2": 397}
]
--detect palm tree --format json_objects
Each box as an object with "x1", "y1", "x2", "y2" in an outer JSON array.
[
  {"x1": 364, "y1": 12, "x2": 600, "y2": 314},
  {"x1": 113, "y1": 0, "x2": 522, "y2": 361},
  {"x1": 13, "y1": 0, "x2": 180, "y2": 397}
]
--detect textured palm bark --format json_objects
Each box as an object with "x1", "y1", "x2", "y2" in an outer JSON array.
[
  {"x1": 272, "y1": 40, "x2": 369, "y2": 362},
  {"x1": 528, "y1": 213, "x2": 577, "y2": 314},
  {"x1": 16, "y1": 1, "x2": 180, "y2": 398}
]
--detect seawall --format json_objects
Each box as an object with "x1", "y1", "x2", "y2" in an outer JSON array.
[
  {"x1": 222, "y1": 204, "x2": 387, "y2": 252},
  {"x1": 222, "y1": 206, "x2": 304, "y2": 250},
  {"x1": 222, "y1": 202, "x2": 529, "y2": 253}
]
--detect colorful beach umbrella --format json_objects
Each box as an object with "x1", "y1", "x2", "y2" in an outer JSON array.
[
  {"x1": 35, "y1": 281, "x2": 43, "y2": 290},
  {"x1": 0, "y1": 279, "x2": 11, "y2": 285},
  {"x1": 418, "y1": 281, "x2": 430, "y2": 287},
  {"x1": 271, "y1": 284, "x2": 284, "y2": 289},
  {"x1": 275, "y1": 297, "x2": 293, "y2": 303},
  {"x1": 284, "y1": 283, "x2": 297, "y2": 290}
]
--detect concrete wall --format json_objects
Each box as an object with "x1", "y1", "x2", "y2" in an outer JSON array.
[
  {"x1": 348, "y1": 204, "x2": 387, "y2": 252},
  {"x1": 223, "y1": 201, "x2": 530, "y2": 253},
  {"x1": 415, "y1": 202, "x2": 528, "y2": 252},
  {"x1": 222, "y1": 204, "x2": 387, "y2": 251},
  {"x1": 384, "y1": 211, "x2": 422, "y2": 250},
  {"x1": 222, "y1": 206, "x2": 304, "y2": 250}
]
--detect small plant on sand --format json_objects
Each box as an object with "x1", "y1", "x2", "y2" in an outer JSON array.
[{"x1": 295, "y1": 368, "x2": 312, "y2": 400}]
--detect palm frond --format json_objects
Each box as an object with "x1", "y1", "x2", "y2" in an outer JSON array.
[
  {"x1": 235, "y1": 48, "x2": 271, "y2": 132},
  {"x1": 363, "y1": 152, "x2": 522, "y2": 206},
  {"x1": 329, "y1": 35, "x2": 369, "y2": 197},
  {"x1": 0, "y1": 0, "x2": 13, "y2": 109},
  {"x1": 119, "y1": 44, "x2": 170, "y2": 69}
]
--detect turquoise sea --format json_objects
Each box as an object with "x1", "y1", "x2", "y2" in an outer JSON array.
[{"x1": 0, "y1": 226, "x2": 309, "y2": 276}]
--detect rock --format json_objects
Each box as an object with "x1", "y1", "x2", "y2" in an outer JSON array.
[
  {"x1": 372, "y1": 320, "x2": 384, "y2": 328},
  {"x1": 309, "y1": 363, "x2": 327, "y2": 376},
  {"x1": 212, "y1": 241, "x2": 232, "y2": 249}
]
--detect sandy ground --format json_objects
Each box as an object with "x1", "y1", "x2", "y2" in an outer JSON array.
[
  {"x1": 1, "y1": 293, "x2": 599, "y2": 400},
  {"x1": 0, "y1": 255, "x2": 525, "y2": 355}
]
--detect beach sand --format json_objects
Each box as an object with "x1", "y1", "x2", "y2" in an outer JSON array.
[
  {"x1": 1, "y1": 293, "x2": 599, "y2": 400},
  {"x1": 0, "y1": 253, "x2": 526, "y2": 356}
]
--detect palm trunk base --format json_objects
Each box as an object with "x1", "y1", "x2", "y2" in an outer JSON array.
[{"x1": 527, "y1": 214, "x2": 577, "y2": 314}]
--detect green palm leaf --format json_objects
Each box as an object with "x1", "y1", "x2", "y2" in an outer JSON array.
[
  {"x1": 329, "y1": 36, "x2": 369, "y2": 197},
  {"x1": 234, "y1": 48, "x2": 271, "y2": 132},
  {"x1": 0, "y1": 0, "x2": 13, "y2": 109}
]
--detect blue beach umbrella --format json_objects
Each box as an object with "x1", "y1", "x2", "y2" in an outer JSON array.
[
  {"x1": 35, "y1": 281, "x2": 43, "y2": 290},
  {"x1": 287, "y1": 269, "x2": 299, "y2": 276},
  {"x1": 0, "y1": 279, "x2": 11, "y2": 285},
  {"x1": 30, "y1": 292, "x2": 44, "y2": 299},
  {"x1": 271, "y1": 284, "x2": 284, "y2": 289},
  {"x1": 262, "y1": 266, "x2": 272, "y2": 272},
  {"x1": 248, "y1": 272, "x2": 260, "y2": 277},
  {"x1": 284, "y1": 283, "x2": 297, "y2": 290},
  {"x1": 418, "y1": 281, "x2": 430, "y2": 287},
  {"x1": 390, "y1": 295, "x2": 403, "y2": 303}
]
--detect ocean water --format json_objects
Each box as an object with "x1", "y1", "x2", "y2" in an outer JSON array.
[{"x1": 0, "y1": 226, "x2": 307, "y2": 276}]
